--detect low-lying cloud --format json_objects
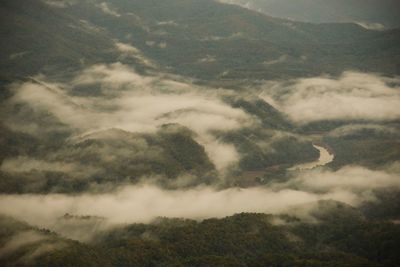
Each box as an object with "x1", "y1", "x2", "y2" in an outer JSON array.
[
  {"x1": 115, "y1": 42, "x2": 157, "y2": 68},
  {"x1": 355, "y1": 21, "x2": 385, "y2": 31},
  {"x1": 96, "y1": 2, "x2": 121, "y2": 17},
  {"x1": 0, "y1": 185, "x2": 345, "y2": 227},
  {"x1": 0, "y1": 165, "x2": 398, "y2": 228},
  {"x1": 5, "y1": 63, "x2": 251, "y2": 171},
  {"x1": 327, "y1": 123, "x2": 399, "y2": 137},
  {"x1": 1, "y1": 157, "x2": 79, "y2": 173},
  {"x1": 285, "y1": 165, "x2": 400, "y2": 193},
  {"x1": 260, "y1": 72, "x2": 400, "y2": 123},
  {"x1": 0, "y1": 230, "x2": 66, "y2": 263}
]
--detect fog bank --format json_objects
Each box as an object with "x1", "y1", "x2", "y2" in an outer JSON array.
[
  {"x1": 1, "y1": 165, "x2": 398, "y2": 227},
  {"x1": 260, "y1": 72, "x2": 400, "y2": 123}
]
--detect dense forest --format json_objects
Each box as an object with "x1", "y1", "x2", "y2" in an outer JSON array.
[
  {"x1": 1, "y1": 201, "x2": 400, "y2": 267},
  {"x1": 0, "y1": 0, "x2": 399, "y2": 266}
]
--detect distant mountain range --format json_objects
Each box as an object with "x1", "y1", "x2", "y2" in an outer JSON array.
[
  {"x1": 0, "y1": 2, "x2": 400, "y2": 266},
  {"x1": 220, "y1": 0, "x2": 400, "y2": 29},
  {"x1": 1, "y1": 0, "x2": 399, "y2": 83}
]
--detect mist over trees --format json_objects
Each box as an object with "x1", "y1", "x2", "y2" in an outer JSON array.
[{"x1": 0, "y1": 0, "x2": 399, "y2": 266}]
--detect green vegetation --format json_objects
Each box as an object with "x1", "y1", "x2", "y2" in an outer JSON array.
[
  {"x1": 0, "y1": 1, "x2": 399, "y2": 266},
  {"x1": 0, "y1": 125, "x2": 216, "y2": 193},
  {"x1": 220, "y1": 0, "x2": 400, "y2": 28},
  {"x1": 1, "y1": 0, "x2": 400, "y2": 83},
  {"x1": 323, "y1": 123, "x2": 400, "y2": 169},
  {"x1": 0, "y1": 0, "x2": 118, "y2": 80},
  {"x1": 1, "y1": 202, "x2": 400, "y2": 267}
]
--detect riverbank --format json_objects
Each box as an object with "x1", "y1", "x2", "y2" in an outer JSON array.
[{"x1": 289, "y1": 144, "x2": 335, "y2": 171}]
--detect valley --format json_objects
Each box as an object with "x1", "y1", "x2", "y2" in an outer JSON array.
[
  {"x1": 289, "y1": 144, "x2": 334, "y2": 171},
  {"x1": 0, "y1": 1, "x2": 399, "y2": 266}
]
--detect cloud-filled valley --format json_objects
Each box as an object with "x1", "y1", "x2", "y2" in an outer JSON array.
[
  {"x1": 4, "y1": 63, "x2": 253, "y2": 174},
  {"x1": 2, "y1": 62, "x2": 399, "y2": 187},
  {"x1": 1, "y1": 62, "x2": 400, "y2": 234},
  {"x1": 1, "y1": 163, "x2": 398, "y2": 227},
  {"x1": 1, "y1": 1, "x2": 400, "y2": 266}
]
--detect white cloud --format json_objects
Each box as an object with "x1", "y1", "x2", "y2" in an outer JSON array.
[
  {"x1": 260, "y1": 72, "x2": 400, "y2": 123},
  {"x1": 0, "y1": 184, "x2": 352, "y2": 227},
  {"x1": 200, "y1": 138, "x2": 239, "y2": 171},
  {"x1": 42, "y1": 0, "x2": 76, "y2": 8},
  {"x1": 263, "y1": 55, "x2": 288, "y2": 65},
  {"x1": 218, "y1": 0, "x2": 256, "y2": 10},
  {"x1": 0, "y1": 230, "x2": 65, "y2": 262},
  {"x1": 157, "y1": 20, "x2": 178, "y2": 26},
  {"x1": 115, "y1": 42, "x2": 157, "y2": 68},
  {"x1": 198, "y1": 55, "x2": 217, "y2": 63},
  {"x1": 73, "y1": 62, "x2": 149, "y2": 87},
  {"x1": 289, "y1": 166, "x2": 400, "y2": 192},
  {"x1": 8, "y1": 80, "x2": 98, "y2": 130},
  {"x1": 355, "y1": 21, "x2": 385, "y2": 31},
  {"x1": 158, "y1": 42, "x2": 167, "y2": 49},
  {"x1": 1, "y1": 157, "x2": 77, "y2": 173},
  {"x1": 7, "y1": 64, "x2": 251, "y2": 171},
  {"x1": 0, "y1": 156, "x2": 99, "y2": 179},
  {"x1": 328, "y1": 124, "x2": 398, "y2": 137},
  {"x1": 146, "y1": 41, "x2": 156, "y2": 47},
  {"x1": 96, "y1": 2, "x2": 121, "y2": 17},
  {"x1": 3, "y1": 164, "x2": 396, "y2": 229},
  {"x1": 115, "y1": 42, "x2": 140, "y2": 54}
]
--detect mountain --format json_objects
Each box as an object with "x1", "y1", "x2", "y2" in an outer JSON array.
[
  {"x1": 0, "y1": 215, "x2": 112, "y2": 267},
  {"x1": 2, "y1": 206, "x2": 400, "y2": 267},
  {"x1": 1, "y1": 0, "x2": 399, "y2": 84},
  {"x1": 0, "y1": 0, "x2": 118, "y2": 81},
  {"x1": 220, "y1": 0, "x2": 400, "y2": 29},
  {"x1": 0, "y1": 125, "x2": 217, "y2": 193},
  {"x1": 0, "y1": 0, "x2": 399, "y2": 191},
  {"x1": 0, "y1": 2, "x2": 400, "y2": 266}
]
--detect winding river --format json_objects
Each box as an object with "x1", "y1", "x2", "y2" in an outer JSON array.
[{"x1": 289, "y1": 144, "x2": 334, "y2": 171}]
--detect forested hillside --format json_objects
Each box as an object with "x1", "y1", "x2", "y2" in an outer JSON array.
[{"x1": 0, "y1": 1, "x2": 399, "y2": 266}]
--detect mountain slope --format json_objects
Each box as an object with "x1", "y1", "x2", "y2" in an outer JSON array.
[
  {"x1": 1, "y1": 0, "x2": 399, "y2": 83},
  {"x1": 220, "y1": 0, "x2": 400, "y2": 29},
  {"x1": 0, "y1": 0, "x2": 117, "y2": 80},
  {"x1": 59, "y1": 0, "x2": 400, "y2": 81},
  {"x1": 2, "y1": 207, "x2": 400, "y2": 267}
]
